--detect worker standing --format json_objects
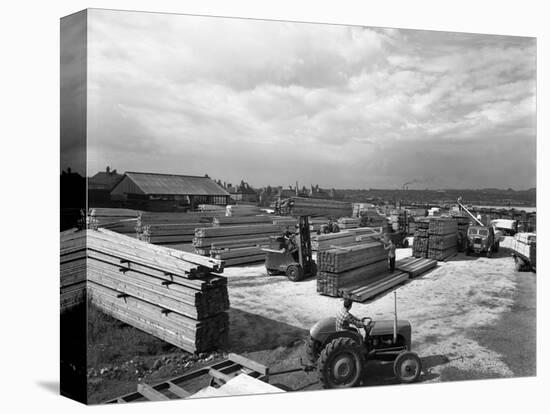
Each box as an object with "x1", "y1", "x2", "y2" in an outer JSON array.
[{"x1": 382, "y1": 234, "x2": 396, "y2": 273}]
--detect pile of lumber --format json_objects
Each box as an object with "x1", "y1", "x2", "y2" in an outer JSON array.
[
  {"x1": 60, "y1": 229, "x2": 87, "y2": 313},
  {"x1": 395, "y1": 257, "x2": 438, "y2": 278},
  {"x1": 427, "y1": 218, "x2": 457, "y2": 261},
  {"x1": 512, "y1": 232, "x2": 536, "y2": 268},
  {"x1": 340, "y1": 271, "x2": 409, "y2": 302},
  {"x1": 282, "y1": 197, "x2": 352, "y2": 217},
  {"x1": 358, "y1": 208, "x2": 387, "y2": 228},
  {"x1": 92, "y1": 208, "x2": 141, "y2": 235},
  {"x1": 317, "y1": 241, "x2": 390, "y2": 297},
  {"x1": 212, "y1": 215, "x2": 273, "y2": 226},
  {"x1": 140, "y1": 212, "x2": 216, "y2": 245},
  {"x1": 225, "y1": 204, "x2": 264, "y2": 216},
  {"x1": 412, "y1": 219, "x2": 430, "y2": 258},
  {"x1": 337, "y1": 217, "x2": 361, "y2": 229},
  {"x1": 61, "y1": 228, "x2": 230, "y2": 353},
  {"x1": 313, "y1": 227, "x2": 382, "y2": 251},
  {"x1": 193, "y1": 223, "x2": 285, "y2": 265},
  {"x1": 413, "y1": 218, "x2": 458, "y2": 261}
]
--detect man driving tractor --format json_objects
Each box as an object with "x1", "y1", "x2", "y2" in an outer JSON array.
[{"x1": 336, "y1": 298, "x2": 371, "y2": 334}]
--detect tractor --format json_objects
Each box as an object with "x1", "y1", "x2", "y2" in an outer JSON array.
[
  {"x1": 263, "y1": 216, "x2": 317, "y2": 282},
  {"x1": 306, "y1": 293, "x2": 422, "y2": 388}
]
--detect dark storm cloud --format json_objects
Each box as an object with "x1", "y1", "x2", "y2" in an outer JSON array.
[{"x1": 85, "y1": 10, "x2": 536, "y2": 189}]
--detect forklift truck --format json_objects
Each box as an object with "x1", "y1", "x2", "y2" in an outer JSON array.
[{"x1": 263, "y1": 216, "x2": 317, "y2": 281}]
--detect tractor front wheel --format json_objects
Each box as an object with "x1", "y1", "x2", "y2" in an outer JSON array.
[
  {"x1": 318, "y1": 337, "x2": 364, "y2": 389},
  {"x1": 286, "y1": 264, "x2": 304, "y2": 282},
  {"x1": 393, "y1": 351, "x2": 422, "y2": 383},
  {"x1": 266, "y1": 269, "x2": 279, "y2": 276}
]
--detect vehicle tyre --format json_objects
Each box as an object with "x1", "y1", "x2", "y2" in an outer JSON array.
[
  {"x1": 267, "y1": 269, "x2": 279, "y2": 276},
  {"x1": 309, "y1": 261, "x2": 318, "y2": 277},
  {"x1": 318, "y1": 337, "x2": 364, "y2": 389},
  {"x1": 286, "y1": 264, "x2": 304, "y2": 282},
  {"x1": 306, "y1": 337, "x2": 321, "y2": 364},
  {"x1": 393, "y1": 351, "x2": 422, "y2": 383}
]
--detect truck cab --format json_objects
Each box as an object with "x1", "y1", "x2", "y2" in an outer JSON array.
[{"x1": 466, "y1": 225, "x2": 501, "y2": 257}]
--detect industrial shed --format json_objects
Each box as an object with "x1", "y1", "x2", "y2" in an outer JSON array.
[{"x1": 110, "y1": 172, "x2": 230, "y2": 211}]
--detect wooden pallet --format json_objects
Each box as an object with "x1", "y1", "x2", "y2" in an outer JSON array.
[{"x1": 105, "y1": 353, "x2": 270, "y2": 403}]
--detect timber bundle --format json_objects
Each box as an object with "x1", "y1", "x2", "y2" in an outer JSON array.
[
  {"x1": 60, "y1": 228, "x2": 230, "y2": 353},
  {"x1": 427, "y1": 218, "x2": 458, "y2": 261},
  {"x1": 194, "y1": 222, "x2": 286, "y2": 266},
  {"x1": 337, "y1": 217, "x2": 361, "y2": 229},
  {"x1": 91, "y1": 206, "x2": 264, "y2": 245},
  {"x1": 313, "y1": 227, "x2": 383, "y2": 251},
  {"x1": 413, "y1": 218, "x2": 458, "y2": 261},
  {"x1": 280, "y1": 196, "x2": 353, "y2": 217}
]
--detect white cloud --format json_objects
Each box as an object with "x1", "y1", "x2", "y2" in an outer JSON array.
[{"x1": 85, "y1": 10, "x2": 536, "y2": 189}]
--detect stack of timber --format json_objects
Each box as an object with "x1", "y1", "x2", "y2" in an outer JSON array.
[
  {"x1": 359, "y1": 208, "x2": 388, "y2": 228},
  {"x1": 225, "y1": 204, "x2": 264, "y2": 216},
  {"x1": 140, "y1": 212, "x2": 216, "y2": 245},
  {"x1": 512, "y1": 232, "x2": 536, "y2": 269},
  {"x1": 193, "y1": 224, "x2": 285, "y2": 264},
  {"x1": 212, "y1": 215, "x2": 273, "y2": 227},
  {"x1": 86, "y1": 228, "x2": 229, "y2": 353},
  {"x1": 395, "y1": 257, "x2": 437, "y2": 278},
  {"x1": 317, "y1": 241, "x2": 390, "y2": 297},
  {"x1": 313, "y1": 227, "x2": 383, "y2": 251},
  {"x1": 427, "y1": 218, "x2": 457, "y2": 261},
  {"x1": 337, "y1": 217, "x2": 361, "y2": 229},
  {"x1": 412, "y1": 219, "x2": 430, "y2": 258},
  {"x1": 339, "y1": 271, "x2": 409, "y2": 302},
  {"x1": 282, "y1": 197, "x2": 352, "y2": 217},
  {"x1": 92, "y1": 208, "x2": 141, "y2": 235},
  {"x1": 272, "y1": 216, "x2": 298, "y2": 227},
  {"x1": 60, "y1": 228, "x2": 87, "y2": 313}
]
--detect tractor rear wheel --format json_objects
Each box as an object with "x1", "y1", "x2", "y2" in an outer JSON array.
[
  {"x1": 286, "y1": 264, "x2": 304, "y2": 282},
  {"x1": 318, "y1": 337, "x2": 364, "y2": 389},
  {"x1": 393, "y1": 351, "x2": 422, "y2": 383}
]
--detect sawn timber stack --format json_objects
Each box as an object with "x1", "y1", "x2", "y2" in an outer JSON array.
[{"x1": 60, "y1": 228, "x2": 230, "y2": 353}]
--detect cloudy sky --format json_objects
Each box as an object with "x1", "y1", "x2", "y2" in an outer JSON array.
[{"x1": 82, "y1": 9, "x2": 536, "y2": 189}]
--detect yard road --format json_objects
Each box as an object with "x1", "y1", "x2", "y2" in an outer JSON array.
[{"x1": 222, "y1": 244, "x2": 536, "y2": 390}]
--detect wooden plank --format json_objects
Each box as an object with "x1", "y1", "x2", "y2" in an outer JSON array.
[
  {"x1": 137, "y1": 383, "x2": 171, "y2": 401},
  {"x1": 167, "y1": 381, "x2": 191, "y2": 398}
]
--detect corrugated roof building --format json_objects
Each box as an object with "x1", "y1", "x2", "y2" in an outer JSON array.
[{"x1": 111, "y1": 172, "x2": 230, "y2": 210}]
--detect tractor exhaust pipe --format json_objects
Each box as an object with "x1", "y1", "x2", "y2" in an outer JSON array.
[{"x1": 393, "y1": 291, "x2": 397, "y2": 344}]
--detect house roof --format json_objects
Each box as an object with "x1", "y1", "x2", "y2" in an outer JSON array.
[
  {"x1": 113, "y1": 172, "x2": 230, "y2": 196},
  {"x1": 88, "y1": 171, "x2": 123, "y2": 191}
]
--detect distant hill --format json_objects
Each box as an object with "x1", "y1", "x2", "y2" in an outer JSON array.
[{"x1": 335, "y1": 188, "x2": 536, "y2": 207}]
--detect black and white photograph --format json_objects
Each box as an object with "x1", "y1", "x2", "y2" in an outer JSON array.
[{"x1": 58, "y1": 6, "x2": 538, "y2": 407}]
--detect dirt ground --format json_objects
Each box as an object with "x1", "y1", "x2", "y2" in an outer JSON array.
[
  {"x1": 88, "y1": 236, "x2": 536, "y2": 402},
  {"x1": 222, "y1": 237, "x2": 536, "y2": 390}
]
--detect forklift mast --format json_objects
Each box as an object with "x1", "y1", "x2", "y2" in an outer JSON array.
[{"x1": 297, "y1": 216, "x2": 313, "y2": 268}]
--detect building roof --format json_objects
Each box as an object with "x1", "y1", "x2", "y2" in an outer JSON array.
[
  {"x1": 88, "y1": 171, "x2": 123, "y2": 191},
  {"x1": 112, "y1": 172, "x2": 230, "y2": 196}
]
